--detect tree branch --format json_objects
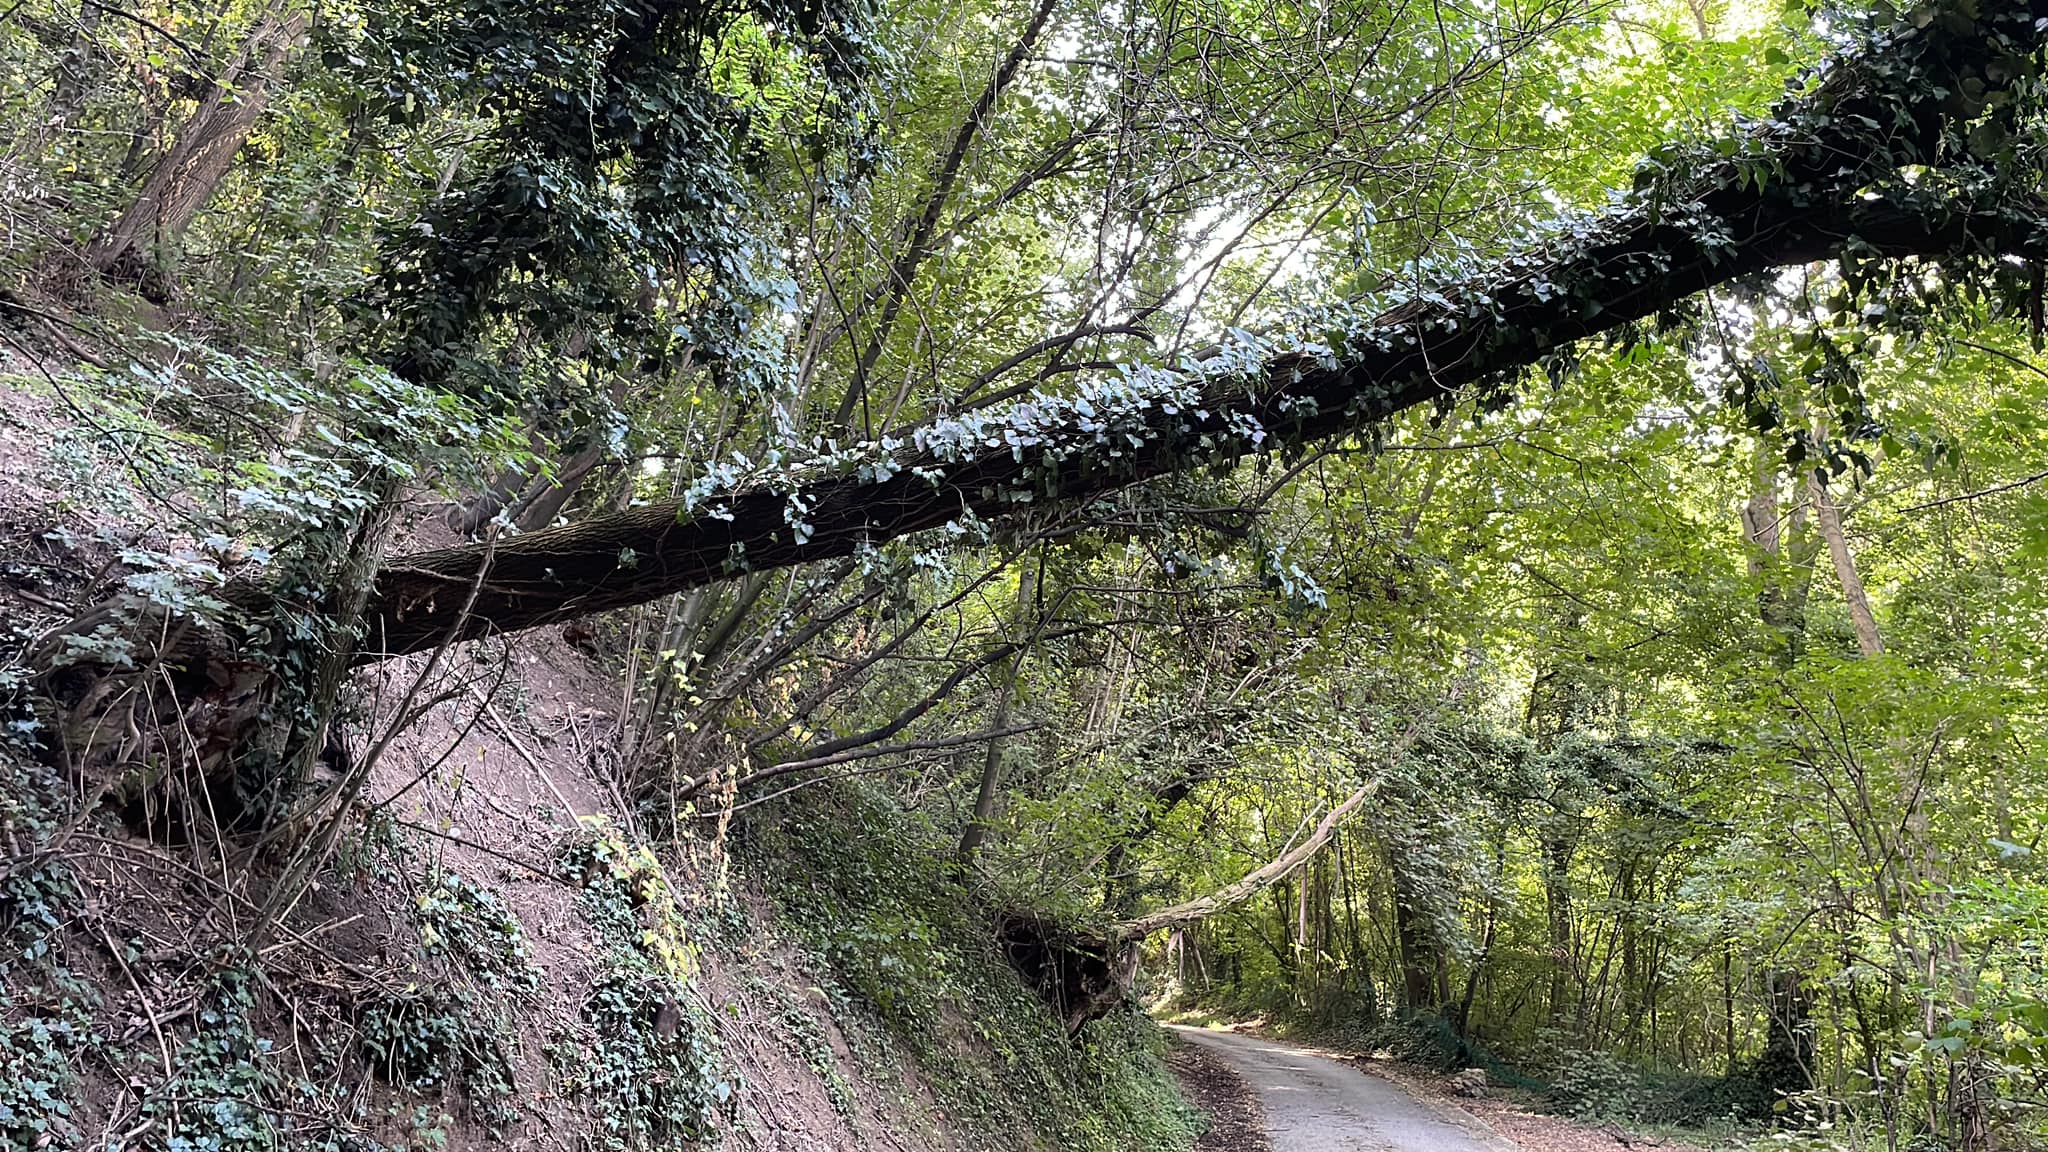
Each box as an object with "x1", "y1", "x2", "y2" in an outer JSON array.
[{"x1": 725, "y1": 721, "x2": 1046, "y2": 794}]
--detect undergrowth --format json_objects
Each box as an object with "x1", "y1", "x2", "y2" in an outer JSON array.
[
  {"x1": 0, "y1": 685, "x2": 93, "y2": 1151},
  {"x1": 744, "y1": 973, "x2": 859, "y2": 1120},
  {"x1": 0, "y1": 710, "x2": 544, "y2": 1152},
  {"x1": 554, "y1": 818, "x2": 736, "y2": 1150},
  {"x1": 739, "y1": 780, "x2": 1200, "y2": 1152}
]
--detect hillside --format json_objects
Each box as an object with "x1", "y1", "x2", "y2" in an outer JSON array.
[{"x1": 0, "y1": 356, "x2": 1194, "y2": 1151}]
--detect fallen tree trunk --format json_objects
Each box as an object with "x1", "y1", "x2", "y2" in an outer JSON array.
[
  {"x1": 1111, "y1": 777, "x2": 1388, "y2": 943},
  {"x1": 319, "y1": 7, "x2": 2048, "y2": 659}
]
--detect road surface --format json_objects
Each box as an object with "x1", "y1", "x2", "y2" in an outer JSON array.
[{"x1": 1170, "y1": 1026, "x2": 1513, "y2": 1152}]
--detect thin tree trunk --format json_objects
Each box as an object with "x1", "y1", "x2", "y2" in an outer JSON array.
[
  {"x1": 1454, "y1": 843, "x2": 1500, "y2": 1035},
  {"x1": 1743, "y1": 436, "x2": 1783, "y2": 574},
  {"x1": 956, "y1": 552, "x2": 1038, "y2": 867},
  {"x1": 1809, "y1": 472, "x2": 1883, "y2": 657},
  {"x1": 836, "y1": 0, "x2": 1063, "y2": 430},
  {"x1": 1543, "y1": 833, "x2": 1576, "y2": 1028},
  {"x1": 515, "y1": 438, "x2": 609, "y2": 532},
  {"x1": 1112, "y1": 699, "x2": 1451, "y2": 942},
  {"x1": 1335, "y1": 831, "x2": 1376, "y2": 1020},
  {"x1": 1723, "y1": 937, "x2": 1739, "y2": 1075},
  {"x1": 38, "y1": 0, "x2": 106, "y2": 141},
  {"x1": 1737, "y1": 437, "x2": 1827, "y2": 1101},
  {"x1": 1746, "y1": 435, "x2": 1822, "y2": 668}
]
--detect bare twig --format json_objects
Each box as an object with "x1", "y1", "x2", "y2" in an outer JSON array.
[
  {"x1": 93, "y1": 916, "x2": 175, "y2": 1089},
  {"x1": 727, "y1": 721, "x2": 1046, "y2": 794},
  {"x1": 472, "y1": 692, "x2": 582, "y2": 822},
  {"x1": 1894, "y1": 468, "x2": 2048, "y2": 514}
]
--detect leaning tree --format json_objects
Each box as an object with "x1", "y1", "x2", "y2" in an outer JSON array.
[{"x1": 353, "y1": 4, "x2": 2048, "y2": 655}]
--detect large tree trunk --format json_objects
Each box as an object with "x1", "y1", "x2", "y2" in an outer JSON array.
[
  {"x1": 31, "y1": 5, "x2": 2039, "y2": 737},
  {"x1": 88, "y1": 10, "x2": 306, "y2": 291},
  {"x1": 347, "y1": 0, "x2": 2048, "y2": 659},
  {"x1": 358, "y1": 190, "x2": 2041, "y2": 659}
]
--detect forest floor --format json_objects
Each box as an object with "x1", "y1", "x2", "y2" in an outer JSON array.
[{"x1": 1170, "y1": 1024, "x2": 1709, "y2": 1152}]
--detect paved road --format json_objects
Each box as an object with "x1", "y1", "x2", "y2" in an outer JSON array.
[{"x1": 1170, "y1": 1026, "x2": 1513, "y2": 1152}]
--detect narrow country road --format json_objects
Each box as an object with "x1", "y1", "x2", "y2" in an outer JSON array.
[{"x1": 1170, "y1": 1027, "x2": 1514, "y2": 1152}]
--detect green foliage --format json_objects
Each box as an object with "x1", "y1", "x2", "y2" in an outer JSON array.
[
  {"x1": 0, "y1": 1015, "x2": 79, "y2": 1152},
  {"x1": 1153, "y1": 233, "x2": 2048, "y2": 1149},
  {"x1": 0, "y1": 673, "x2": 87, "y2": 1152},
  {"x1": 137, "y1": 969, "x2": 395, "y2": 1152},
  {"x1": 411, "y1": 869, "x2": 538, "y2": 995},
  {"x1": 1544, "y1": 1044, "x2": 1658, "y2": 1121},
  {"x1": 331, "y1": 0, "x2": 874, "y2": 404},
  {"x1": 554, "y1": 820, "x2": 734, "y2": 1150},
  {"x1": 356, "y1": 989, "x2": 518, "y2": 1126},
  {"x1": 571, "y1": 972, "x2": 730, "y2": 1151},
  {"x1": 1362, "y1": 1015, "x2": 1474, "y2": 1073},
  {"x1": 11, "y1": 0, "x2": 2048, "y2": 1149},
  {"x1": 24, "y1": 341, "x2": 524, "y2": 824},
  {"x1": 149, "y1": 983, "x2": 284, "y2": 1151},
  {"x1": 0, "y1": 758, "x2": 74, "y2": 967},
  {"x1": 746, "y1": 781, "x2": 1199, "y2": 1152}
]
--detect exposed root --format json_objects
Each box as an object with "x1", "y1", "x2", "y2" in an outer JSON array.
[{"x1": 994, "y1": 909, "x2": 1138, "y2": 1035}]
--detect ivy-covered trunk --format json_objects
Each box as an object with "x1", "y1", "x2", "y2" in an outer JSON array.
[
  {"x1": 1754, "y1": 969, "x2": 1818, "y2": 1104},
  {"x1": 1389, "y1": 841, "x2": 1442, "y2": 1014},
  {"x1": 352, "y1": 171, "x2": 2048, "y2": 660}
]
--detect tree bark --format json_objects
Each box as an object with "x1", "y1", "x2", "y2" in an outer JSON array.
[
  {"x1": 1742, "y1": 438, "x2": 1782, "y2": 575},
  {"x1": 1744, "y1": 435, "x2": 1825, "y2": 667},
  {"x1": 514, "y1": 438, "x2": 609, "y2": 533},
  {"x1": 359, "y1": 197, "x2": 2039, "y2": 660},
  {"x1": 88, "y1": 10, "x2": 306, "y2": 287},
  {"x1": 1810, "y1": 474, "x2": 1884, "y2": 657},
  {"x1": 1543, "y1": 832, "x2": 1578, "y2": 1028},
  {"x1": 1391, "y1": 841, "x2": 1441, "y2": 1014}
]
